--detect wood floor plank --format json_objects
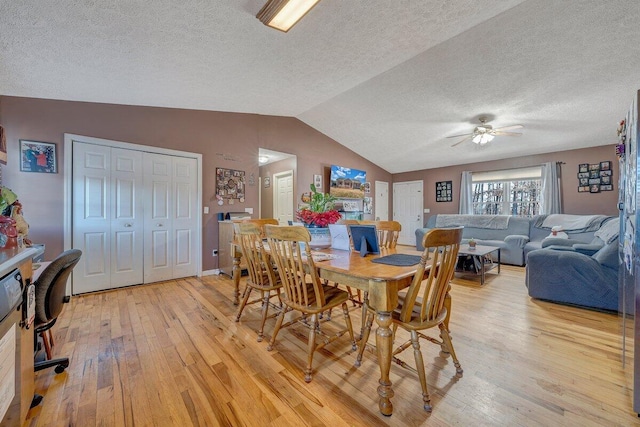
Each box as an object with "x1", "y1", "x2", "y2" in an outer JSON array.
[{"x1": 26, "y1": 266, "x2": 639, "y2": 426}]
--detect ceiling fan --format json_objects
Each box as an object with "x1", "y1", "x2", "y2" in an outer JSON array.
[{"x1": 448, "y1": 117, "x2": 524, "y2": 147}]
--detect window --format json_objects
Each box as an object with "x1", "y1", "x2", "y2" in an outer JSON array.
[{"x1": 471, "y1": 167, "x2": 542, "y2": 216}]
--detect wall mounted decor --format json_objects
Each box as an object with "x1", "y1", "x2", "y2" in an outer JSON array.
[
  {"x1": 264, "y1": 176, "x2": 270, "y2": 188},
  {"x1": 577, "y1": 161, "x2": 613, "y2": 193},
  {"x1": 20, "y1": 140, "x2": 57, "y2": 173},
  {"x1": 436, "y1": 180, "x2": 453, "y2": 202},
  {"x1": 216, "y1": 167, "x2": 245, "y2": 203}
]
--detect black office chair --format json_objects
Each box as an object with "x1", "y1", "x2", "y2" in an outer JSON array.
[{"x1": 33, "y1": 249, "x2": 82, "y2": 374}]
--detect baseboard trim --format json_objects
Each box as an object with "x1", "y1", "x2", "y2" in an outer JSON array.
[{"x1": 202, "y1": 269, "x2": 220, "y2": 276}]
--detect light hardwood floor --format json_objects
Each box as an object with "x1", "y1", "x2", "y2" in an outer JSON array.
[{"x1": 25, "y1": 265, "x2": 638, "y2": 426}]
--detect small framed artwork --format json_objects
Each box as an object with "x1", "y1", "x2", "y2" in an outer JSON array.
[
  {"x1": 436, "y1": 180, "x2": 453, "y2": 202},
  {"x1": 314, "y1": 174, "x2": 322, "y2": 190},
  {"x1": 578, "y1": 186, "x2": 590, "y2": 192},
  {"x1": 600, "y1": 160, "x2": 611, "y2": 171},
  {"x1": 20, "y1": 140, "x2": 57, "y2": 173},
  {"x1": 600, "y1": 170, "x2": 612, "y2": 176},
  {"x1": 362, "y1": 182, "x2": 371, "y2": 194},
  {"x1": 578, "y1": 164, "x2": 589, "y2": 173},
  {"x1": 577, "y1": 172, "x2": 590, "y2": 178},
  {"x1": 601, "y1": 175, "x2": 611, "y2": 185},
  {"x1": 590, "y1": 184, "x2": 600, "y2": 193},
  {"x1": 601, "y1": 184, "x2": 613, "y2": 191},
  {"x1": 264, "y1": 176, "x2": 271, "y2": 188}
]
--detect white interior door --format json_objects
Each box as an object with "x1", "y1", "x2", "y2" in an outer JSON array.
[
  {"x1": 110, "y1": 148, "x2": 144, "y2": 287},
  {"x1": 144, "y1": 153, "x2": 173, "y2": 283},
  {"x1": 273, "y1": 170, "x2": 294, "y2": 224},
  {"x1": 393, "y1": 180, "x2": 423, "y2": 245},
  {"x1": 375, "y1": 181, "x2": 389, "y2": 221},
  {"x1": 172, "y1": 156, "x2": 198, "y2": 279},
  {"x1": 72, "y1": 142, "x2": 112, "y2": 293},
  {"x1": 72, "y1": 144, "x2": 145, "y2": 293}
]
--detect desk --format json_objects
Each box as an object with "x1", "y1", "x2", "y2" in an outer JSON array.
[{"x1": 231, "y1": 245, "x2": 430, "y2": 416}]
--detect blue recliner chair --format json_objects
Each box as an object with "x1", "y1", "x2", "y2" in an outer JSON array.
[{"x1": 525, "y1": 236, "x2": 625, "y2": 312}]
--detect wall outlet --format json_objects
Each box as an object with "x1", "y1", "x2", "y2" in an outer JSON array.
[{"x1": 212, "y1": 249, "x2": 218, "y2": 256}]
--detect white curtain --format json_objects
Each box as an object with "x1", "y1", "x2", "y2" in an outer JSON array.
[
  {"x1": 459, "y1": 171, "x2": 473, "y2": 214},
  {"x1": 541, "y1": 162, "x2": 562, "y2": 214}
]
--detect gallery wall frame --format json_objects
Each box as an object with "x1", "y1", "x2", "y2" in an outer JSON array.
[
  {"x1": 436, "y1": 180, "x2": 453, "y2": 202},
  {"x1": 577, "y1": 161, "x2": 613, "y2": 193},
  {"x1": 20, "y1": 140, "x2": 57, "y2": 173}
]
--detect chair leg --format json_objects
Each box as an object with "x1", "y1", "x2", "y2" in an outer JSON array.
[
  {"x1": 48, "y1": 329, "x2": 55, "y2": 349},
  {"x1": 234, "y1": 286, "x2": 253, "y2": 322},
  {"x1": 305, "y1": 314, "x2": 319, "y2": 383},
  {"x1": 355, "y1": 311, "x2": 373, "y2": 367},
  {"x1": 267, "y1": 308, "x2": 286, "y2": 352},
  {"x1": 360, "y1": 291, "x2": 370, "y2": 339},
  {"x1": 410, "y1": 330, "x2": 432, "y2": 412},
  {"x1": 41, "y1": 331, "x2": 52, "y2": 360},
  {"x1": 439, "y1": 324, "x2": 463, "y2": 376},
  {"x1": 257, "y1": 291, "x2": 270, "y2": 342},
  {"x1": 341, "y1": 302, "x2": 357, "y2": 351}
]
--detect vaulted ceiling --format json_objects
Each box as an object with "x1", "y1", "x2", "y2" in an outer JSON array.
[{"x1": 1, "y1": 0, "x2": 639, "y2": 173}]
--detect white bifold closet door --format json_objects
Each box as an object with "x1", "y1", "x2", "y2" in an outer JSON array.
[
  {"x1": 143, "y1": 153, "x2": 198, "y2": 283},
  {"x1": 72, "y1": 142, "x2": 197, "y2": 294}
]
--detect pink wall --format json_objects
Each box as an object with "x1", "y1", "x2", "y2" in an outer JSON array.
[
  {"x1": 393, "y1": 145, "x2": 619, "y2": 217},
  {"x1": 0, "y1": 96, "x2": 392, "y2": 269}
]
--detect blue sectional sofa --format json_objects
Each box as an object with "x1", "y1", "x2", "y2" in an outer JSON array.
[
  {"x1": 415, "y1": 214, "x2": 531, "y2": 266},
  {"x1": 414, "y1": 213, "x2": 625, "y2": 312}
]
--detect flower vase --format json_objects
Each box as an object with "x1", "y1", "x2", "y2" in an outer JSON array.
[{"x1": 305, "y1": 224, "x2": 332, "y2": 249}]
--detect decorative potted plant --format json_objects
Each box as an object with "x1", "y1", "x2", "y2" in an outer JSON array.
[
  {"x1": 296, "y1": 184, "x2": 341, "y2": 248},
  {"x1": 468, "y1": 238, "x2": 476, "y2": 249}
]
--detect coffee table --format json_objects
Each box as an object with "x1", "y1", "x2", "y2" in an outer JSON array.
[{"x1": 456, "y1": 244, "x2": 500, "y2": 285}]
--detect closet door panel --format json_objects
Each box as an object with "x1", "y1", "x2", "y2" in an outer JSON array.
[
  {"x1": 110, "y1": 148, "x2": 144, "y2": 287},
  {"x1": 172, "y1": 157, "x2": 198, "y2": 278},
  {"x1": 72, "y1": 143, "x2": 112, "y2": 294},
  {"x1": 144, "y1": 153, "x2": 173, "y2": 283}
]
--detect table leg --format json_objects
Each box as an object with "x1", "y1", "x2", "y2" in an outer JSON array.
[
  {"x1": 497, "y1": 248, "x2": 501, "y2": 274},
  {"x1": 375, "y1": 311, "x2": 394, "y2": 416},
  {"x1": 232, "y1": 254, "x2": 241, "y2": 305},
  {"x1": 480, "y1": 256, "x2": 485, "y2": 285}
]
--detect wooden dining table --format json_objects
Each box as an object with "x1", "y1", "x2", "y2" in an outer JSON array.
[{"x1": 230, "y1": 244, "x2": 434, "y2": 416}]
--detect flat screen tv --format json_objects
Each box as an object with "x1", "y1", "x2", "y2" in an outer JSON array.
[{"x1": 329, "y1": 165, "x2": 366, "y2": 199}]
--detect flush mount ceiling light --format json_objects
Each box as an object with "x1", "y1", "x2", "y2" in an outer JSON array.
[
  {"x1": 257, "y1": 0, "x2": 321, "y2": 32},
  {"x1": 259, "y1": 155, "x2": 269, "y2": 164}
]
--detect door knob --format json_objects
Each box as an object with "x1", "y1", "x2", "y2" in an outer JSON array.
[
  {"x1": 156, "y1": 223, "x2": 164, "y2": 227},
  {"x1": 124, "y1": 223, "x2": 132, "y2": 227}
]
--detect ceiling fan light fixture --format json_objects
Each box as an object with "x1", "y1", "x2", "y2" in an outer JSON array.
[
  {"x1": 257, "y1": 0, "x2": 321, "y2": 32},
  {"x1": 472, "y1": 133, "x2": 495, "y2": 145}
]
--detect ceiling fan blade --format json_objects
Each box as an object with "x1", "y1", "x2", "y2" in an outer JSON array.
[
  {"x1": 492, "y1": 131, "x2": 522, "y2": 137},
  {"x1": 451, "y1": 135, "x2": 473, "y2": 147},
  {"x1": 493, "y1": 124, "x2": 524, "y2": 132},
  {"x1": 446, "y1": 133, "x2": 473, "y2": 139}
]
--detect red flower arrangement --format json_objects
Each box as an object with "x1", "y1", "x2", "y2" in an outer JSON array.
[
  {"x1": 296, "y1": 184, "x2": 342, "y2": 227},
  {"x1": 297, "y1": 209, "x2": 342, "y2": 227}
]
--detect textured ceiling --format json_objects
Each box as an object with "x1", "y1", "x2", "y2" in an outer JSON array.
[{"x1": 1, "y1": 0, "x2": 639, "y2": 173}]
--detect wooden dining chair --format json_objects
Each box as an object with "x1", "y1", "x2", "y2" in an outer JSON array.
[
  {"x1": 264, "y1": 225, "x2": 357, "y2": 383},
  {"x1": 353, "y1": 220, "x2": 402, "y2": 328},
  {"x1": 233, "y1": 221, "x2": 282, "y2": 342},
  {"x1": 359, "y1": 220, "x2": 401, "y2": 249},
  {"x1": 355, "y1": 226, "x2": 463, "y2": 412}
]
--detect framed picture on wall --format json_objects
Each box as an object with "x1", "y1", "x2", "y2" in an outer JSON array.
[
  {"x1": 435, "y1": 180, "x2": 453, "y2": 202},
  {"x1": 20, "y1": 140, "x2": 57, "y2": 173}
]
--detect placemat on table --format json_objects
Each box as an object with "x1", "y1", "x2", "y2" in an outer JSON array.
[{"x1": 371, "y1": 254, "x2": 422, "y2": 266}]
